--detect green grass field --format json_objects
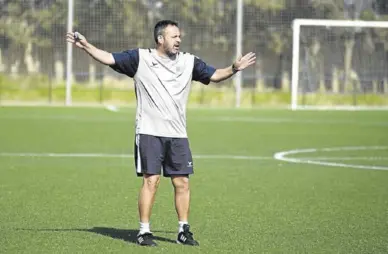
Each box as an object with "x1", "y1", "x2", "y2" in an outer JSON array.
[{"x1": 1, "y1": 106, "x2": 388, "y2": 253}]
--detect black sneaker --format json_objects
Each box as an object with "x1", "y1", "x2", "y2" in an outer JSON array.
[
  {"x1": 177, "y1": 224, "x2": 199, "y2": 246},
  {"x1": 136, "y1": 232, "x2": 157, "y2": 247}
]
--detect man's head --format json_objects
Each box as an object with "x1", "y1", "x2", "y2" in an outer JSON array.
[{"x1": 154, "y1": 20, "x2": 181, "y2": 57}]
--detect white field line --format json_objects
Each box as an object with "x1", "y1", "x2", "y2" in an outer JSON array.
[
  {"x1": 0, "y1": 152, "x2": 273, "y2": 160},
  {"x1": 298, "y1": 157, "x2": 388, "y2": 161},
  {"x1": 1, "y1": 114, "x2": 388, "y2": 126},
  {"x1": 1, "y1": 152, "x2": 387, "y2": 163},
  {"x1": 274, "y1": 146, "x2": 388, "y2": 171}
]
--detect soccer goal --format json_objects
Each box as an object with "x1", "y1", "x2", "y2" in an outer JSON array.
[{"x1": 291, "y1": 19, "x2": 388, "y2": 110}]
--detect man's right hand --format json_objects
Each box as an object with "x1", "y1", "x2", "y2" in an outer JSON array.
[
  {"x1": 66, "y1": 32, "x2": 88, "y2": 49},
  {"x1": 65, "y1": 31, "x2": 115, "y2": 65}
]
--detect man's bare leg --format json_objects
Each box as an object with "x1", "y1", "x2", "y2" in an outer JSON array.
[
  {"x1": 171, "y1": 175, "x2": 190, "y2": 224},
  {"x1": 171, "y1": 175, "x2": 199, "y2": 245},
  {"x1": 138, "y1": 174, "x2": 161, "y2": 235}
]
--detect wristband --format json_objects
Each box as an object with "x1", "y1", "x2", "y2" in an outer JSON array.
[{"x1": 232, "y1": 63, "x2": 239, "y2": 73}]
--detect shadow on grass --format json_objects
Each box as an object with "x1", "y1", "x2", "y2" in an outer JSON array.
[{"x1": 17, "y1": 227, "x2": 176, "y2": 244}]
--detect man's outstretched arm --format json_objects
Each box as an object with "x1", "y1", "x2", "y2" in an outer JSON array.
[
  {"x1": 210, "y1": 52, "x2": 256, "y2": 83},
  {"x1": 66, "y1": 32, "x2": 115, "y2": 65}
]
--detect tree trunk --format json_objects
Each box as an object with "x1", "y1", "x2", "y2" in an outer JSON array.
[
  {"x1": 89, "y1": 58, "x2": 96, "y2": 86},
  {"x1": 0, "y1": 48, "x2": 5, "y2": 72},
  {"x1": 343, "y1": 38, "x2": 355, "y2": 93},
  {"x1": 54, "y1": 52, "x2": 64, "y2": 84}
]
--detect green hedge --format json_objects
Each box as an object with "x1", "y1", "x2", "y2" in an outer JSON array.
[{"x1": 1, "y1": 74, "x2": 387, "y2": 107}]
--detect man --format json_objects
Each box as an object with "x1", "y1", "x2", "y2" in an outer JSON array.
[{"x1": 66, "y1": 20, "x2": 255, "y2": 247}]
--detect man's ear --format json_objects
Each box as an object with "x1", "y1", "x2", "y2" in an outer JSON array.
[{"x1": 158, "y1": 35, "x2": 163, "y2": 44}]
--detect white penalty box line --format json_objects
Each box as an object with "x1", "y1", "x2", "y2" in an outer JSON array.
[
  {"x1": 1, "y1": 148, "x2": 388, "y2": 172},
  {"x1": 0, "y1": 152, "x2": 387, "y2": 161},
  {"x1": 0, "y1": 152, "x2": 273, "y2": 160},
  {"x1": 274, "y1": 146, "x2": 388, "y2": 171}
]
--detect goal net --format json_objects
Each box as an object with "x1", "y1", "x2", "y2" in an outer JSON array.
[{"x1": 291, "y1": 19, "x2": 388, "y2": 110}]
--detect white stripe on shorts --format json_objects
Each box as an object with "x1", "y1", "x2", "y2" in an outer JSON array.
[{"x1": 136, "y1": 134, "x2": 142, "y2": 173}]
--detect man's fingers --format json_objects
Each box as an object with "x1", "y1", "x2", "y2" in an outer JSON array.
[
  {"x1": 66, "y1": 32, "x2": 76, "y2": 42},
  {"x1": 66, "y1": 34, "x2": 76, "y2": 43},
  {"x1": 239, "y1": 52, "x2": 255, "y2": 63},
  {"x1": 66, "y1": 31, "x2": 83, "y2": 40},
  {"x1": 66, "y1": 32, "x2": 76, "y2": 38},
  {"x1": 65, "y1": 31, "x2": 86, "y2": 49},
  {"x1": 248, "y1": 56, "x2": 256, "y2": 63},
  {"x1": 237, "y1": 54, "x2": 256, "y2": 70},
  {"x1": 235, "y1": 52, "x2": 256, "y2": 70},
  {"x1": 248, "y1": 61, "x2": 256, "y2": 67},
  {"x1": 247, "y1": 57, "x2": 256, "y2": 65},
  {"x1": 243, "y1": 52, "x2": 254, "y2": 57},
  {"x1": 243, "y1": 52, "x2": 255, "y2": 60},
  {"x1": 65, "y1": 32, "x2": 85, "y2": 48}
]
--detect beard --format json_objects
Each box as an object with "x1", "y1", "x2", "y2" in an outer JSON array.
[{"x1": 164, "y1": 44, "x2": 177, "y2": 58}]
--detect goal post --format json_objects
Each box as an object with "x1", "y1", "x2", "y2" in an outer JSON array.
[{"x1": 291, "y1": 19, "x2": 388, "y2": 110}]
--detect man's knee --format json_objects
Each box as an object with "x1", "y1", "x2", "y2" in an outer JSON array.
[
  {"x1": 172, "y1": 176, "x2": 190, "y2": 192},
  {"x1": 142, "y1": 174, "x2": 161, "y2": 192}
]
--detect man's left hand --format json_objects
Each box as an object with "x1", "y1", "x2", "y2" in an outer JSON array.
[{"x1": 233, "y1": 52, "x2": 256, "y2": 71}]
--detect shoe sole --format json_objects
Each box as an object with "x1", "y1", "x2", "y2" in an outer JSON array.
[
  {"x1": 137, "y1": 243, "x2": 157, "y2": 247},
  {"x1": 176, "y1": 240, "x2": 199, "y2": 246},
  {"x1": 137, "y1": 242, "x2": 157, "y2": 247}
]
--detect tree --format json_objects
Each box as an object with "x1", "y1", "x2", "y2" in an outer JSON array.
[
  {"x1": 373, "y1": 0, "x2": 388, "y2": 15},
  {"x1": 0, "y1": 0, "x2": 65, "y2": 74},
  {"x1": 309, "y1": 0, "x2": 378, "y2": 93},
  {"x1": 365, "y1": 0, "x2": 388, "y2": 92},
  {"x1": 243, "y1": 1, "x2": 314, "y2": 90}
]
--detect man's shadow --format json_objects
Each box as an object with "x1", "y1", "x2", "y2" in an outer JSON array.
[{"x1": 18, "y1": 227, "x2": 176, "y2": 244}]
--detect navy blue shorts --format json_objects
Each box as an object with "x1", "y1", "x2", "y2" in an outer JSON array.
[{"x1": 134, "y1": 134, "x2": 194, "y2": 177}]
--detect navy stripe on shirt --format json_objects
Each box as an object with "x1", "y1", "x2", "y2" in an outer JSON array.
[
  {"x1": 110, "y1": 49, "x2": 139, "y2": 78},
  {"x1": 192, "y1": 57, "x2": 216, "y2": 85}
]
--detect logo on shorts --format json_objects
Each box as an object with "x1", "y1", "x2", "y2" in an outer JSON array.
[{"x1": 187, "y1": 161, "x2": 193, "y2": 167}]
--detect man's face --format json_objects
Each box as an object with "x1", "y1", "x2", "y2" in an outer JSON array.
[{"x1": 161, "y1": 25, "x2": 181, "y2": 57}]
